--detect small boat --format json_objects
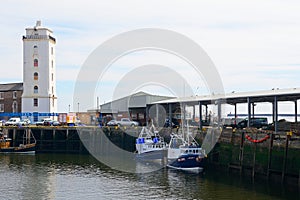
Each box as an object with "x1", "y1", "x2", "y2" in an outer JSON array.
[
  {"x1": 135, "y1": 124, "x2": 167, "y2": 160},
  {"x1": 0, "y1": 129, "x2": 36, "y2": 154},
  {"x1": 167, "y1": 131, "x2": 206, "y2": 173}
]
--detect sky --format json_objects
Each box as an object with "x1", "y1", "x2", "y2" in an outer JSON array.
[{"x1": 1, "y1": 0, "x2": 300, "y2": 113}]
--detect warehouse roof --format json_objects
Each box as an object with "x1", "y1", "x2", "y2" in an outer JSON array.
[{"x1": 152, "y1": 87, "x2": 300, "y2": 105}]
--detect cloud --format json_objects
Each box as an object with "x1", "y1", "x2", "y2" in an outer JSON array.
[{"x1": 1, "y1": 0, "x2": 300, "y2": 112}]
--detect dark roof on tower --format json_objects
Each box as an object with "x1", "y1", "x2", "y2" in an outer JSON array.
[{"x1": 0, "y1": 83, "x2": 23, "y2": 92}]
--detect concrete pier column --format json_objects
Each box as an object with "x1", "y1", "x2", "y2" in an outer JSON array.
[
  {"x1": 234, "y1": 103, "x2": 237, "y2": 119},
  {"x1": 295, "y1": 100, "x2": 298, "y2": 123},
  {"x1": 12, "y1": 129, "x2": 16, "y2": 147},
  {"x1": 168, "y1": 103, "x2": 172, "y2": 124},
  {"x1": 247, "y1": 97, "x2": 251, "y2": 127},
  {"x1": 192, "y1": 105, "x2": 196, "y2": 122},
  {"x1": 273, "y1": 96, "x2": 278, "y2": 132},
  {"x1": 146, "y1": 105, "x2": 149, "y2": 126},
  {"x1": 217, "y1": 99, "x2": 221, "y2": 128},
  {"x1": 252, "y1": 103, "x2": 255, "y2": 118},
  {"x1": 199, "y1": 101, "x2": 202, "y2": 130},
  {"x1": 183, "y1": 102, "x2": 186, "y2": 125},
  {"x1": 205, "y1": 105, "x2": 208, "y2": 121},
  {"x1": 156, "y1": 104, "x2": 159, "y2": 127}
]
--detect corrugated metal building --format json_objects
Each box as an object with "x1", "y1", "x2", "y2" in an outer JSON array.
[{"x1": 99, "y1": 91, "x2": 174, "y2": 125}]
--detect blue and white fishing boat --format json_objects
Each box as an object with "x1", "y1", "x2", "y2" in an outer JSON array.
[
  {"x1": 167, "y1": 131, "x2": 206, "y2": 173},
  {"x1": 135, "y1": 124, "x2": 167, "y2": 160}
]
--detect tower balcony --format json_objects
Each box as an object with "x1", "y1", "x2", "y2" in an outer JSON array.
[{"x1": 22, "y1": 35, "x2": 56, "y2": 43}]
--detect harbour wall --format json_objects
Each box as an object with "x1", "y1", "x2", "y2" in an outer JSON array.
[{"x1": 1, "y1": 126, "x2": 300, "y2": 185}]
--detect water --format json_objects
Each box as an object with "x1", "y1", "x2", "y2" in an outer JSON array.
[{"x1": 0, "y1": 154, "x2": 298, "y2": 200}]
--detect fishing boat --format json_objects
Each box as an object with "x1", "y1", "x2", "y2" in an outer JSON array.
[
  {"x1": 167, "y1": 130, "x2": 206, "y2": 173},
  {"x1": 135, "y1": 124, "x2": 167, "y2": 160},
  {"x1": 0, "y1": 129, "x2": 36, "y2": 154}
]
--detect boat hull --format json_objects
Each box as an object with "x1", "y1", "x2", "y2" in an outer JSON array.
[
  {"x1": 167, "y1": 165, "x2": 204, "y2": 173},
  {"x1": 168, "y1": 154, "x2": 205, "y2": 173},
  {"x1": 0, "y1": 143, "x2": 36, "y2": 154},
  {"x1": 136, "y1": 149, "x2": 167, "y2": 160}
]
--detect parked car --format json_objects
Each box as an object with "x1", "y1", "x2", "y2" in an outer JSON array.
[
  {"x1": 5, "y1": 117, "x2": 21, "y2": 126},
  {"x1": 221, "y1": 118, "x2": 244, "y2": 128},
  {"x1": 18, "y1": 119, "x2": 31, "y2": 126},
  {"x1": 52, "y1": 120, "x2": 61, "y2": 126},
  {"x1": 237, "y1": 118, "x2": 268, "y2": 129},
  {"x1": 35, "y1": 118, "x2": 52, "y2": 126},
  {"x1": 107, "y1": 120, "x2": 118, "y2": 126},
  {"x1": 115, "y1": 118, "x2": 139, "y2": 127},
  {"x1": 43, "y1": 118, "x2": 53, "y2": 126}
]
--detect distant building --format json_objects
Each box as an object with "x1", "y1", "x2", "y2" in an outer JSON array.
[
  {"x1": 21, "y1": 21, "x2": 57, "y2": 121},
  {"x1": 0, "y1": 83, "x2": 23, "y2": 117},
  {"x1": 90, "y1": 92, "x2": 174, "y2": 125}
]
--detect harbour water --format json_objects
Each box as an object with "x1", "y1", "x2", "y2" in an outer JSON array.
[{"x1": 0, "y1": 153, "x2": 298, "y2": 200}]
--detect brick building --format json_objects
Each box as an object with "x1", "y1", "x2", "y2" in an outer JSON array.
[{"x1": 0, "y1": 83, "x2": 23, "y2": 118}]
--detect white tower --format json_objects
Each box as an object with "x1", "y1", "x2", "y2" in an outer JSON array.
[{"x1": 21, "y1": 21, "x2": 57, "y2": 121}]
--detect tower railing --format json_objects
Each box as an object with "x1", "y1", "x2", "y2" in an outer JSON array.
[{"x1": 22, "y1": 35, "x2": 56, "y2": 42}]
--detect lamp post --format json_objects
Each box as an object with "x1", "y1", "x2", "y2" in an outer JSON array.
[
  {"x1": 77, "y1": 103, "x2": 79, "y2": 114},
  {"x1": 68, "y1": 104, "x2": 70, "y2": 113}
]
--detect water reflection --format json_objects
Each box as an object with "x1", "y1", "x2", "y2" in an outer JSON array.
[{"x1": 0, "y1": 154, "x2": 298, "y2": 200}]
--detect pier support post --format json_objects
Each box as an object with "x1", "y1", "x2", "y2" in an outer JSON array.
[
  {"x1": 282, "y1": 133, "x2": 290, "y2": 182},
  {"x1": 252, "y1": 132, "x2": 257, "y2": 179},
  {"x1": 267, "y1": 133, "x2": 274, "y2": 179},
  {"x1": 217, "y1": 100, "x2": 221, "y2": 128},
  {"x1": 234, "y1": 103, "x2": 237, "y2": 121},
  {"x1": 199, "y1": 101, "x2": 202, "y2": 130},
  {"x1": 12, "y1": 128, "x2": 16, "y2": 147},
  {"x1": 192, "y1": 105, "x2": 195, "y2": 122},
  {"x1": 205, "y1": 105, "x2": 208, "y2": 122},
  {"x1": 273, "y1": 96, "x2": 278, "y2": 133},
  {"x1": 252, "y1": 103, "x2": 256, "y2": 118},
  {"x1": 183, "y1": 103, "x2": 186, "y2": 128},
  {"x1": 247, "y1": 97, "x2": 251, "y2": 128},
  {"x1": 295, "y1": 100, "x2": 298, "y2": 123},
  {"x1": 156, "y1": 104, "x2": 159, "y2": 127},
  {"x1": 40, "y1": 129, "x2": 44, "y2": 152},
  {"x1": 239, "y1": 131, "x2": 245, "y2": 175},
  {"x1": 168, "y1": 103, "x2": 172, "y2": 134},
  {"x1": 146, "y1": 106, "x2": 149, "y2": 126},
  {"x1": 168, "y1": 103, "x2": 172, "y2": 123}
]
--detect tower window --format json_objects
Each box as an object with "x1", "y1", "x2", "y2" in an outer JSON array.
[
  {"x1": 34, "y1": 59, "x2": 38, "y2": 67},
  {"x1": 34, "y1": 86, "x2": 38, "y2": 94},
  {"x1": 33, "y1": 45, "x2": 38, "y2": 54},
  {"x1": 33, "y1": 98, "x2": 38, "y2": 107},
  {"x1": 51, "y1": 73, "x2": 53, "y2": 81},
  {"x1": 34, "y1": 72, "x2": 38, "y2": 80},
  {"x1": 13, "y1": 91, "x2": 17, "y2": 99},
  {"x1": 0, "y1": 92, "x2": 3, "y2": 99},
  {"x1": 12, "y1": 101, "x2": 17, "y2": 113},
  {"x1": 0, "y1": 104, "x2": 4, "y2": 112}
]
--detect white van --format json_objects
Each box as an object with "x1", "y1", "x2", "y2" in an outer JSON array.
[{"x1": 5, "y1": 117, "x2": 21, "y2": 126}]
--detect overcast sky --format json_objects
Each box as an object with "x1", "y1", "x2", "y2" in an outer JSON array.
[{"x1": 1, "y1": 0, "x2": 300, "y2": 113}]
